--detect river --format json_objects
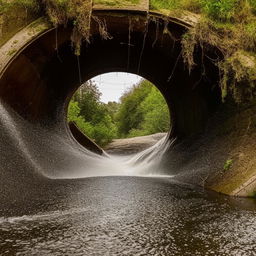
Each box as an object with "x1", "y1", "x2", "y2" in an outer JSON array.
[{"x1": 1, "y1": 176, "x2": 256, "y2": 255}]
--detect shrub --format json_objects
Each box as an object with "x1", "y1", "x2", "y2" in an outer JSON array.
[
  {"x1": 200, "y1": 0, "x2": 238, "y2": 22},
  {"x1": 223, "y1": 159, "x2": 233, "y2": 171}
]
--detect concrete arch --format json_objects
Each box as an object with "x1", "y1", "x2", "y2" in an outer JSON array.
[{"x1": 0, "y1": 10, "x2": 221, "y2": 140}]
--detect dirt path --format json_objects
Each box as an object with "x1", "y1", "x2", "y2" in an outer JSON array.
[{"x1": 105, "y1": 133, "x2": 167, "y2": 155}]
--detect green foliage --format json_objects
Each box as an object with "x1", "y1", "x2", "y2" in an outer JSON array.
[
  {"x1": 200, "y1": 0, "x2": 238, "y2": 22},
  {"x1": 0, "y1": 0, "x2": 41, "y2": 46},
  {"x1": 0, "y1": 0, "x2": 40, "y2": 14},
  {"x1": 181, "y1": 0, "x2": 256, "y2": 103},
  {"x1": 42, "y1": 0, "x2": 92, "y2": 54},
  {"x1": 68, "y1": 81, "x2": 117, "y2": 147},
  {"x1": 68, "y1": 100, "x2": 82, "y2": 123},
  {"x1": 181, "y1": 0, "x2": 201, "y2": 12},
  {"x1": 149, "y1": 0, "x2": 201, "y2": 12},
  {"x1": 68, "y1": 100, "x2": 93, "y2": 136},
  {"x1": 105, "y1": 101, "x2": 120, "y2": 120},
  {"x1": 223, "y1": 159, "x2": 233, "y2": 171},
  {"x1": 149, "y1": 0, "x2": 255, "y2": 21},
  {"x1": 116, "y1": 80, "x2": 152, "y2": 136},
  {"x1": 7, "y1": 49, "x2": 17, "y2": 56},
  {"x1": 246, "y1": 21, "x2": 256, "y2": 42},
  {"x1": 219, "y1": 51, "x2": 256, "y2": 102},
  {"x1": 249, "y1": 0, "x2": 256, "y2": 14},
  {"x1": 116, "y1": 80, "x2": 170, "y2": 137},
  {"x1": 73, "y1": 81, "x2": 102, "y2": 123},
  {"x1": 92, "y1": 115, "x2": 117, "y2": 146},
  {"x1": 149, "y1": 0, "x2": 180, "y2": 10},
  {"x1": 139, "y1": 87, "x2": 170, "y2": 134}
]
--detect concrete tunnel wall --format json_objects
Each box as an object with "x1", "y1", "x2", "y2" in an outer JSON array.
[{"x1": 0, "y1": 11, "x2": 222, "y2": 142}]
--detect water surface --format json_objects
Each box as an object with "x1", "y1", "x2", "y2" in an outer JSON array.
[{"x1": 1, "y1": 176, "x2": 256, "y2": 255}]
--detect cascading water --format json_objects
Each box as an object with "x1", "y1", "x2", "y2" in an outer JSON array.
[
  {"x1": 0, "y1": 101, "x2": 41, "y2": 173},
  {"x1": 0, "y1": 100, "x2": 172, "y2": 182}
]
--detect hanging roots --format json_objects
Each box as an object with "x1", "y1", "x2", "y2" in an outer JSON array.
[
  {"x1": 92, "y1": 16, "x2": 112, "y2": 40},
  {"x1": 72, "y1": 0, "x2": 92, "y2": 43},
  {"x1": 41, "y1": 0, "x2": 69, "y2": 26},
  {"x1": 219, "y1": 51, "x2": 256, "y2": 103},
  {"x1": 127, "y1": 16, "x2": 134, "y2": 72},
  {"x1": 151, "y1": 16, "x2": 160, "y2": 48},
  {"x1": 41, "y1": 0, "x2": 93, "y2": 55},
  {"x1": 137, "y1": 14, "x2": 149, "y2": 74},
  {"x1": 181, "y1": 16, "x2": 256, "y2": 103}
]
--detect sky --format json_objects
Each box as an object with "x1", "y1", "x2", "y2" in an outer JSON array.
[{"x1": 91, "y1": 72, "x2": 143, "y2": 103}]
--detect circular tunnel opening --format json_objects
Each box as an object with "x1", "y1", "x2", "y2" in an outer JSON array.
[
  {"x1": 67, "y1": 72, "x2": 171, "y2": 155},
  {"x1": 0, "y1": 11, "x2": 223, "y2": 159}
]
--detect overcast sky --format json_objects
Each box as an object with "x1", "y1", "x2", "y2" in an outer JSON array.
[{"x1": 91, "y1": 72, "x2": 143, "y2": 103}]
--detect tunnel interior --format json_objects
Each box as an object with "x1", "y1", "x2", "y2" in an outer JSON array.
[{"x1": 0, "y1": 11, "x2": 222, "y2": 143}]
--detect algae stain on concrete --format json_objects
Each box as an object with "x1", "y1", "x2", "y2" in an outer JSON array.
[{"x1": 93, "y1": 0, "x2": 149, "y2": 11}]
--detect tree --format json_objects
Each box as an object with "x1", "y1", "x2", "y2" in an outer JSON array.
[
  {"x1": 116, "y1": 80, "x2": 170, "y2": 137},
  {"x1": 105, "y1": 101, "x2": 120, "y2": 120},
  {"x1": 139, "y1": 86, "x2": 170, "y2": 134},
  {"x1": 116, "y1": 80, "x2": 152, "y2": 136},
  {"x1": 68, "y1": 81, "x2": 117, "y2": 147},
  {"x1": 74, "y1": 80, "x2": 102, "y2": 122}
]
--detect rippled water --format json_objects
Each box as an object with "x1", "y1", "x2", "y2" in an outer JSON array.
[{"x1": 0, "y1": 177, "x2": 256, "y2": 256}]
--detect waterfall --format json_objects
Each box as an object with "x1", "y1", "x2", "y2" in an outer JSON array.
[{"x1": 0, "y1": 100, "x2": 172, "y2": 180}]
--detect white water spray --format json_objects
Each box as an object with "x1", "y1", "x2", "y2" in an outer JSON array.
[
  {"x1": 0, "y1": 102, "x2": 41, "y2": 173},
  {"x1": 0, "y1": 100, "x2": 172, "y2": 180}
]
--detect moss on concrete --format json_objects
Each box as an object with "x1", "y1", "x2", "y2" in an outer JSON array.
[
  {"x1": 0, "y1": 0, "x2": 40, "y2": 47},
  {"x1": 0, "y1": 17, "x2": 51, "y2": 75},
  {"x1": 206, "y1": 104, "x2": 256, "y2": 196}
]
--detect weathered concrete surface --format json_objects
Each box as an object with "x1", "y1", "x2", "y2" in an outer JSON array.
[
  {"x1": 0, "y1": 1, "x2": 40, "y2": 47},
  {"x1": 231, "y1": 175, "x2": 256, "y2": 197},
  {"x1": 162, "y1": 103, "x2": 256, "y2": 198},
  {"x1": 105, "y1": 133, "x2": 166, "y2": 155},
  {"x1": 206, "y1": 105, "x2": 256, "y2": 197},
  {"x1": 93, "y1": 0, "x2": 149, "y2": 12},
  {"x1": 0, "y1": 18, "x2": 51, "y2": 75}
]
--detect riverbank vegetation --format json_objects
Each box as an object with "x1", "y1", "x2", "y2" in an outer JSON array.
[
  {"x1": 68, "y1": 79, "x2": 170, "y2": 147},
  {"x1": 179, "y1": 0, "x2": 256, "y2": 103}
]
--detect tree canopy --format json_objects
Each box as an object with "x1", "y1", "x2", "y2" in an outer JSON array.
[
  {"x1": 68, "y1": 81, "x2": 117, "y2": 147},
  {"x1": 116, "y1": 80, "x2": 170, "y2": 138}
]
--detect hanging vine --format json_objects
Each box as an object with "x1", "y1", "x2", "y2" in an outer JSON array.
[{"x1": 41, "y1": 0, "x2": 93, "y2": 55}]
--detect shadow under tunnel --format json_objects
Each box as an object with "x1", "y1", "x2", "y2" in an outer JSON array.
[{"x1": 0, "y1": 11, "x2": 222, "y2": 178}]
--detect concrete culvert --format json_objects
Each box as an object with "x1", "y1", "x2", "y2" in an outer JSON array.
[{"x1": 0, "y1": 9, "x2": 256, "y2": 197}]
